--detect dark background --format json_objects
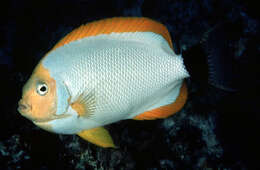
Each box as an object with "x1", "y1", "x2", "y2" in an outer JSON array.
[{"x1": 0, "y1": 0, "x2": 259, "y2": 169}]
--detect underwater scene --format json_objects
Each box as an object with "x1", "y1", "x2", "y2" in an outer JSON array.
[{"x1": 0, "y1": 0, "x2": 259, "y2": 169}]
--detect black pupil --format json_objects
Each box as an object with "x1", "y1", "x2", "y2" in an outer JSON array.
[{"x1": 40, "y1": 86, "x2": 46, "y2": 92}]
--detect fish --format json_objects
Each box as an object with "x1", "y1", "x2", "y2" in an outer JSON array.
[
  {"x1": 182, "y1": 20, "x2": 243, "y2": 92},
  {"x1": 17, "y1": 17, "x2": 189, "y2": 148}
]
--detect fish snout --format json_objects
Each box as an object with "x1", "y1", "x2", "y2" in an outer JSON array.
[{"x1": 18, "y1": 100, "x2": 31, "y2": 115}]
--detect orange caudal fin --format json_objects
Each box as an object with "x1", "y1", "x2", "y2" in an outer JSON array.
[{"x1": 133, "y1": 82, "x2": 188, "y2": 120}]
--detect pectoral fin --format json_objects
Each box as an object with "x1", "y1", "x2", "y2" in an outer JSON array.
[
  {"x1": 77, "y1": 127, "x2": 116, "y2": 148},
  {"x1": 71, "y1": 91, "x2": 96, "y2": 118}
]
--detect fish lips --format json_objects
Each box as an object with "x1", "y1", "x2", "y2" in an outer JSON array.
[{"x1": 17, "y1": 100, "x2": 31, "y2": 114}]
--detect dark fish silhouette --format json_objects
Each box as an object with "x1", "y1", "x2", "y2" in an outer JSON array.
[{"x1": 182, "y1": 20, "x2": 244, "y2": 91}]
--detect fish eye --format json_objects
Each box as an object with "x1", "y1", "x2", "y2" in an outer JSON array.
[{"x1": 36, "y1": 82, "x2": 48, "y2": 96}]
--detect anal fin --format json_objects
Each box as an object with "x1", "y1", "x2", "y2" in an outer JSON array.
[
  {"x1": 133, "y1": 82, "x2": 188, "y2": 120},
  {"x1": 77, "y1": 127, "x2": 116, "y2": 148}
]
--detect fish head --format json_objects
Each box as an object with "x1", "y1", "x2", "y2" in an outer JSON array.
[{"x1": 18, "y1": 63, "x2": 58, "y2": 126}]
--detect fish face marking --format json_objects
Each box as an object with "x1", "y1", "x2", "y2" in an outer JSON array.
[{"x1": 18, "y1": 63, "x2": 58, "y2": 123}]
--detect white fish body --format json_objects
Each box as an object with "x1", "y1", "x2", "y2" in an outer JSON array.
[{"x1": 41, "y1": 31, "x2": 189, "y2": 134}]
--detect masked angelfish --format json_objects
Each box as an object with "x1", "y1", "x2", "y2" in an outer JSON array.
[{"x1": 17, "y1": 17, "x2": 189, "y2": 148}]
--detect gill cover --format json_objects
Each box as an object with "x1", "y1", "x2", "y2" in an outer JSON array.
[{"x1": 41, "y1": 59, "x2": 70, "y2": 115}]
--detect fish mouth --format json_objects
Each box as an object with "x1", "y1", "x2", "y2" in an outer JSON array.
[
  {"x1": 17, "y1": 99, "x2": 71, "y2": 124},
  {"x1": 17, "y1": 100, "x2": 32, "y2": 114},
  {"x1": 17, "y1": 107, "x2": 27, "y2": 115}
]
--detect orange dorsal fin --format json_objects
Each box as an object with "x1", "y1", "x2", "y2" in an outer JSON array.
[
  {"x1": 51, "y1": 17, "x2": 173, "y2": 51},
  {"x1": 133, "y1": 82, "x2": 188, "y2": 120}
]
